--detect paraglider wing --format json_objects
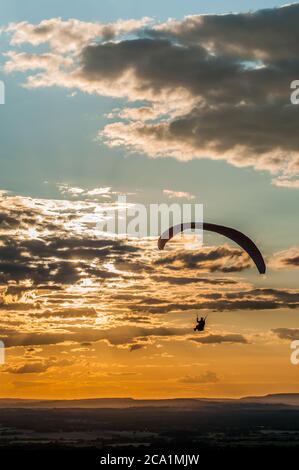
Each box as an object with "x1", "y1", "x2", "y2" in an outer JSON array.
[{"x1": 158, "y1": 222, "x2": 266, "y2": 274}]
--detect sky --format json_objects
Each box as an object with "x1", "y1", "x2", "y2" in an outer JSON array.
[{"x1": 0, "y1": 1, "x2": 299, "y2": 399}]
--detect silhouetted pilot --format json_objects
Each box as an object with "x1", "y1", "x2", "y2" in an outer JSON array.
[{"x1": 194, "y1": 315, "x2": 206, "y2": 332}]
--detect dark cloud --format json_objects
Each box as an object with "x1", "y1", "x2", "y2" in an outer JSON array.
[
  {"x1": 35, "y1": 307, "x2": 98, "y2": 318},
  {"x1": 137, "y1": 297, "x2": 169, "y2": 305},
  {"x1": 132, "y1": 286, "x2": 299, "y2": 314},
  {"x1": 228, "y1": 288, "x2": 299, "y2": 303},
  {"x1": 0, "y1": 213, "x2": 20, "y2": 229},
  {"x1": 2, "y1": 325, "x2": 190, "y2": 348},
  {"x1": 284, "y1": 256, "x2": 299, "y2": 267},
  {"x1": 149, "y1": 4, "x2": 299, "y2": 61},
  {"x1": 130, "y1": 344, "x2": 144, "y2": 352},
  {"x1": 5, "y1": 362, "x2": 50, "y2": 374},
  {"x1": 0, "y1": 194, "x2": 146, "y2": 290},
  {"x1": 154, "y1": 246, "x2": 250, "y2": 273},
  {"x1": 272, "y1": 328, "x2": 299, "y2": 341},
  {"x1": 81, "y1": 38, "x2": 235, "y2": 101},
  {"x1": 0, "y1": 234, "x2": 142, "y2": 285},
  {"x1": 4, "y1": 358, "x2": 74, "y2": 374},
  {"x1": 131, "y1": 297, "x2": 296, "y2": 315},
  {"x1": 117, "y1": 102, "x2": 299, "y2": 167},
  {"x1": 80, "y1": 37, "x2": 293, "y2": 105},
  {"x1": 276, "y1": 249, "x2": 299, "y2": 268},
  {"x1": 2, "y1": 332, "x2": 72, "y2": 348},
  {"x1": 191, "y1": 334, "x2": 248, "y2": 344},
  {"x1": 221, "y1": 289, "x2": 299, "y2": 311}
]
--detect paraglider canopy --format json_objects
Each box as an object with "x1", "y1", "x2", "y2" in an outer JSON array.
[{"x1": 158, "y1": 222, "x2": 266, "y2": 274}]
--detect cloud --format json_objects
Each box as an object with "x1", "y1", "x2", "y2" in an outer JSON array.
[
  {"x1": 2, "y1": 325, "x2": 191, "y2": 349},
  {"x1": 5, "y1": 362, "x2": 50, "y2": 374},
  {"x1": 163, "y1": 189, "x2": 195, "y2": 200},
  {"x1": 101, "y1": 104, "x2": 299, "y2": 183},
  {"x1": 150, "y1": 4, "x2": 299, "y2": 61},
  {"x1": 271, "y1": 247, "x2": 299, "y2": 269},
  {"x1": 0, "y1": 192, "x2": 143, "y2": 285},
  {"x1": 130, "y1": 344, "x2": 144, "y2": 352},
  {"x1": 123, "y1": 285, "x2": 299, "y2": 314},
  {"x1": 4, "y1": 357, "x2": 74, "y2": 374},
  {"x1": 233, "y1": 288, "x2": 299, "y2": 303},
  {"x1": 35, "y1": 307, "x2": 98, "y2": 318},
  {"x1": 0, "y1": 212, "x2": 20, "y2": 229},
  {"x1": 155, "y1": 245, "x2": 251, "y2": 273},
  {"x1": 3, "y1": 5, "x2": 299, "y2": 185},
  {"x1": 191, "y1": 334, "x2": 248, "y2": 344},
  {"x1": 151, "y1": 275, "x2": 237, "y2": 285},
  {"x1": 57, "y1": 184, "x2": 115, "y2": 199},
  {"x1": 272, "y1": 328, "x2": 299, "y2": 341},
  {"x1": 5, "y1": 17, "x2": 152, "y2": 52},
  {"x1": 179, "y1": 370, "x2": 219, "y2": 384}
]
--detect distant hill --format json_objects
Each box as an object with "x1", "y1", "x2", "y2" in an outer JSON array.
[
  {"x1": 241, "y1": 393, "x2": 299, "y2": 406},
  {"x1": 0, "y1": 394, "x2": 298, "y2": 409},
  {"x1": 0, "y1": 397, "x2": 208, "y2": 409}
]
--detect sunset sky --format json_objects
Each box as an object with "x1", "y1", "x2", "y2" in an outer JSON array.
[{"x1": 0, "y1": 0, "x2": 299, "y2": 399}]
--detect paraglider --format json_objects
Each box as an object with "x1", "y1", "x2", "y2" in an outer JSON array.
[
  {"x1": 158, "y1": 222, "x2": 266, "y2": 274},
  {"x1": 194, "y1": 315, "x2": 207, "y2": 332},
  {"x1": 158, "y1": 222, "x2": 266, "y2": 333}
]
